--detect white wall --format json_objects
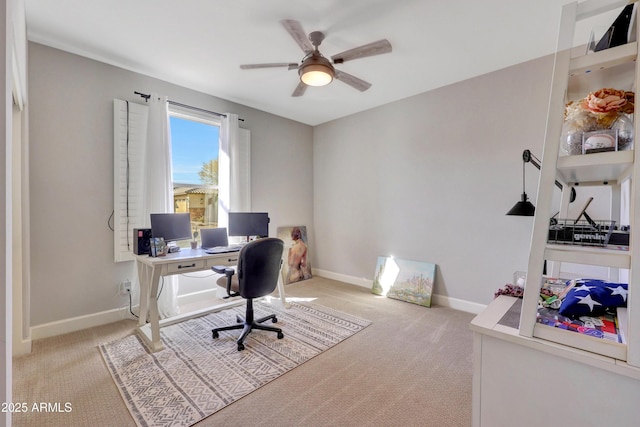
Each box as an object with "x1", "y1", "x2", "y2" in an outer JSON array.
[
  {"x1": 313, "y1": 54, "x2": 595, "y2": 306},
  {"x1": 27, "y1": 42, "x2": 313, "y2": 327}
]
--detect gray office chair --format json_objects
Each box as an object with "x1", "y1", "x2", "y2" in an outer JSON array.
[{"x1": 211, "y1": 238, "x2": 285, "y2": 351}]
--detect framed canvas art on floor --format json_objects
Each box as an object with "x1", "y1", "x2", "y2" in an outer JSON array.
[{"x1": 372, "y1": 256, "x2": 436, "y2": 307}]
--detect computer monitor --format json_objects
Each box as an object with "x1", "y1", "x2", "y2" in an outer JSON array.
[
  {"x1": 228, "y1": 212, "x2": 269, "y2": 240},
  {"x1": 150, "y1": 213, "x2": 192, "y2": 243}
]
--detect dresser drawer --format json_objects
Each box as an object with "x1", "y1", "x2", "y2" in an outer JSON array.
[{"x1": 166, "y1": 259, "x2": 206, "y2": 274}]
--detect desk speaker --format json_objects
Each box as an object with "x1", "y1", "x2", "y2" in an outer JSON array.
[{"x1": 133, "y1": 228, "x2": 152, "y2": 255}]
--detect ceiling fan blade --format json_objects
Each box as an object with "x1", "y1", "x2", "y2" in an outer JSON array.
[
  {"x1": 240, "y1": 63, "x2": 298, "y2": 70},
  {"x1": 292, "y1": 81, "x2": 307, "y2": 97},
  {"x1": 281, "y1": 19, "x2": 314, "y2": 54},
  {"x1": 334, "y1": 70, "x2": 372, "y2": 92},
  {"x1": 331, "y1": 39, "x2": 392, "y2": 63}
]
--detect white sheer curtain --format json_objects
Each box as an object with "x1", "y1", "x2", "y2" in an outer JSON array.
[
  {"x1": 218, "y1": 113, "x2": 250, "y2": 241},
  {"x1": 143, "y1": 93, "x2": 179, "y2": 318}
]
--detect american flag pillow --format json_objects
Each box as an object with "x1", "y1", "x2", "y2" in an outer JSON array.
[{"x1": 558, "y1": 279, "x2": 628, "y2": 317}]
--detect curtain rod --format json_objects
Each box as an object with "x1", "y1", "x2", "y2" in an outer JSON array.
[{"x1": 134, "y1": 91, "x2": 244, "y2": 121}]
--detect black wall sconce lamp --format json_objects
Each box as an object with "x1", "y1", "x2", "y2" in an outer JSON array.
[{"x1": 506, "y1": 149, "x2": 576, "y2": 216}]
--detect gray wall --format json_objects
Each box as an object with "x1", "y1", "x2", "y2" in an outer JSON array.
[
  {"x1": 313, "y1": 54, "x2": 578, "y2": 305},
  {"x1": 28, "y1": 40, "x2": 609, "y2": 328},
  {"x1": 28, "y1": 42, "x2": 313, "y2": 326}
]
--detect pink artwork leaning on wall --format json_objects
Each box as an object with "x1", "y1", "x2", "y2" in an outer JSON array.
[{"x1": 278, "y1": 226, "x2": 312, "y2": 285}]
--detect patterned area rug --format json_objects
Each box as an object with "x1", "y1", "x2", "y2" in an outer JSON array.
[{"x1": 100, "y1": 300, "x2": 371, "y2": 427}]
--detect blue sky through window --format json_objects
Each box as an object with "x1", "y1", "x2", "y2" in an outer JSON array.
[{"x1": 170, "y1": 116, "x2": 219, "y2": 184}]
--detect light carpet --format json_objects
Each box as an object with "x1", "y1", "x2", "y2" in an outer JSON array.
[{"x1": 99, "y1": 300, "x2": 371, "y2": 427}]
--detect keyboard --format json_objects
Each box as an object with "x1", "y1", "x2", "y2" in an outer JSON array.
[{"x1": 204, "y1": 244, "x2": 243, "y2": 254}]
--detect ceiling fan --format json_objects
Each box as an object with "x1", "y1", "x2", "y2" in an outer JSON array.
[{"x1": 240, "y1": 19, "x2": 392, "y2": 97}]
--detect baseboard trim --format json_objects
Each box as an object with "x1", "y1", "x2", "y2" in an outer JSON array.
[
  {"x1": 312, "y1": 268, "x2": 373, "y2": 289},
  {"x1": 12, "y1": 338, "x2": 32, "y2": 357},
  {"x1": 29, "y1": 289, "x2": 220, "y2": 341},
  {"x1": 31, "y1": 307, "x2": 132, "y2": 340},
  {"x1": 313, "y1": 268, "x2": 486, "y2": 315},
  {"x1": 432, "y1": 294, "x2": 486, "y2": 314},
  {"x1": 29, "y1": 271, "x2": 487, "y2": 341}
]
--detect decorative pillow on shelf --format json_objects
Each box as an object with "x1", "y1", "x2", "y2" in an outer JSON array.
[{"x1": 558, "y1": 279, "x2": 628, "y2": 317}]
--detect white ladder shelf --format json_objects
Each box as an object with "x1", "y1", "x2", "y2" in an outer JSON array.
[{"x1": 519, "y1": 0, "x2": 640, "y2": 367}]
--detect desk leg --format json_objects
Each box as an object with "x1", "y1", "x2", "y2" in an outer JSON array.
[
  {"x1": 276, "y1": 272, "x2": 290, "y2": 308},
  {"x1": 136, "y1": 261, "x2": 164, "y2": 351},
  {"x1": 147, "y1": 267, "x2": 164, "y2": 351},
  {"x1": 136, "y1": 261, "x2": 150, "y2": 326}
]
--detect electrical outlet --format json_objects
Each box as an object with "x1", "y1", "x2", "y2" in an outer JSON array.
[{"x1": 119, "y1": 279, "x2": 131, "y2": 294}]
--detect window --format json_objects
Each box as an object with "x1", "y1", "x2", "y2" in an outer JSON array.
[
  {"x1": 113, "y1": 99, "x2": 250, "y2": 262},
  {"x1": 169, "y1": 114, "x2": 220, "y2": 247}
]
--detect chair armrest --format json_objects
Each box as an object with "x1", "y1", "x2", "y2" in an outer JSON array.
[
  {"x1": 212, "y1": 265, "x2": 239, "y2": 299},
  {"x1": 212, "y1": 265, "x2": 234, "y2": 276}
]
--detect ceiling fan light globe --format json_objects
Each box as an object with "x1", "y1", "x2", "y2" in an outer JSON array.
[
  {"x1": 300, "y1": 65, "x2": 334, "y2": 86},
  {"x1": 299, "y1": 53, "x2": 335, "y2": 87}
]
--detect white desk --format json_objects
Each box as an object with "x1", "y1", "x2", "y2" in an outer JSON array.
[{"x1": 134, "y1": 248, "x2": 288, "y2": 352}]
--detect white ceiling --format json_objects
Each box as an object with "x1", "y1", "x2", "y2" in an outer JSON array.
[{"x1": 24, "y1": 0, "x2": 622, "y2": 126}]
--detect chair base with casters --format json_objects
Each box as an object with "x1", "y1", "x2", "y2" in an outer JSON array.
[
  {"x1": 211, "y1": 299, "x2": 284, "y2": 351},
  {"x1": 211, "y1": 238, "x2": 286, "y2": 351}
]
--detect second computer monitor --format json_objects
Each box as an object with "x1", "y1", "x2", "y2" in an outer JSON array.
[{"x1": 228, "y1": 212, "x2": 269, "y2": 240}]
